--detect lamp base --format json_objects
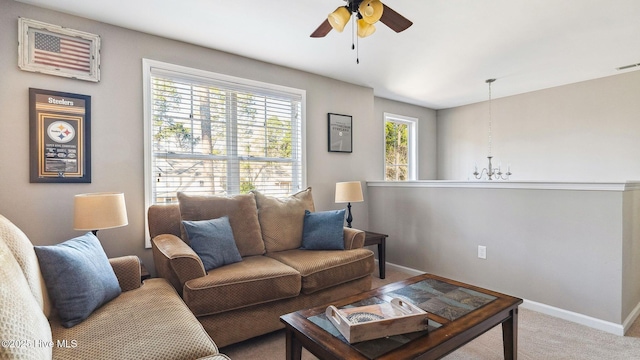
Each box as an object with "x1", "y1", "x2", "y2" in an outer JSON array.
[{"x1": 346, "y1": 202, "x2": 353, "y2": 228}]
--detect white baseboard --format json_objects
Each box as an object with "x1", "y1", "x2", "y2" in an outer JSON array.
[
  {"x1": 521, "y1": 300, "x2": 624, "y2": 336},
  {"x1": 385, "y1": 261, "x2": 637, "y2": 336},
  {"x1": 385, "y1": 261, "x2": 426, "y2": 277},
  {"x1": 623, "y1": 301, "x2": 640, "y2": 334}
]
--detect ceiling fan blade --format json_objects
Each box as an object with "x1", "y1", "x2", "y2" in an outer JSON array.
[
  {"x1": 379, "y1": 3, "x2": 413, "y2": 33},
  {"x1": 310, "y1": 19, "x2": 333, "y2": 38}
]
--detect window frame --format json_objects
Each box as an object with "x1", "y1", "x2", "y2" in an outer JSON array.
[
  {"x1": 142, "y1": 59, "x2": 306, "y2": 247},
  {"x1": 383, "y1": 112, "x2": 418, "y2": 181}
]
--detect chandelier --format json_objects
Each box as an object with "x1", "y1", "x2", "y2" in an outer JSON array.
[{"x1": 473, "y1": 79, "x2": 512, "y2": 181}]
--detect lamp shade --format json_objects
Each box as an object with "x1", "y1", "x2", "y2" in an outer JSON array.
[
  {"x1": 74, "y1": 192, "x2": 128, "y2": 231},
  {"x1": 335, "y1": 181, "x2": 364, "y2": 203},
  {"x1": 328, "y1": 6, "x2": 351, "y2": 33},
  {"x1": 359, "y1": 0, "x2": 384, "y2": 24},
  {"x1": 357, "y1": 19, "x2": 376, "y2": 38}
]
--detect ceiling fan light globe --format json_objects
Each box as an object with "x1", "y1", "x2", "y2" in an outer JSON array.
[
  {"x1": 328, "y1": 6, "x2": 350, "y2": 32},
  {"x1": 357, "y1": 19, "x2": 376, "y2": 38},
  {"x1": 359, "y1": 0, "x2": 383, "y2": 24}
]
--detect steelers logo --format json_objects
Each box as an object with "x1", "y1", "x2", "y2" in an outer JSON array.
[{"x1": 47, "y1": 121, "x2": 76, "y2": 144}]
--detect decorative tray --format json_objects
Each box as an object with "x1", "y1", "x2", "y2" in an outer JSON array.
[{"x1": 326, "y1": 298, "x2": 429, "y2": 343}]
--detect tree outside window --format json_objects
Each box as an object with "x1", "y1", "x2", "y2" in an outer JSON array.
[{"x1": 384, "y1": 113, "x2": 417, "y2": 181}]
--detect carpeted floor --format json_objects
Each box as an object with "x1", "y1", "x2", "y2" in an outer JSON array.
[{"x1": 221, "y1": 268, "x2": 640, "y2": 359}]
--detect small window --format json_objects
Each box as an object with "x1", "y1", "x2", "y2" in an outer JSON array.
[{"x1": 384, "y1": 113, "x2": 417, "y2": 181}]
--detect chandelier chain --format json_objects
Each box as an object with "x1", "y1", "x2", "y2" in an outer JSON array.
[{"x1": 488, "y1": 79, "x2": 493, "y2": 157}]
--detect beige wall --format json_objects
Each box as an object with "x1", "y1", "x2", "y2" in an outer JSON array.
[
  {"x1": 0, "y1": 0, "x2": 436, "y2": 270},
  {"x1": 437, "y1": 70, "x2": 640, "y2": 182}
]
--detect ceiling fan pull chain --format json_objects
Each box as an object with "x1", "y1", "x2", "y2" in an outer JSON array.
[
  {"x1": 356, "y1": 34, "x2": 360, "y2": 64},
  {"x1": 351, "y1": 14, "x2": 360, "y2": 64},
  {"x1": 351, "y1": 14, "x2": 356, "y2": 50}
]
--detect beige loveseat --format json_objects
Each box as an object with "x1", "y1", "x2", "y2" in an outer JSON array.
[
  {"x1": 148, "y1": 188, "x2": 375, "y2": 347},
  {"x1": 0, "y1": 214, "x2": 229, "y2": 360}
]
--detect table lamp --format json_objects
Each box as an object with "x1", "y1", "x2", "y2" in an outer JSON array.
[
  {"x1": 335, "y1": 181, "x2": 364, "y2": 228},
  {"x1": 74, "y1": 192, "x2": 128, "y2": 236}
]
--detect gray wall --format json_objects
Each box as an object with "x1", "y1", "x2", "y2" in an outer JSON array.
[
  {"x1": 368, "y1": 182, "x2": 639, "y2": 326},
  {"x1": 432, "y1": 66, "x2": 640, "y2": 328},
  {"x1": 437, "y1": 71, "x2": 640, "y2": 182},
  {"x1": 0, "y1": 0, "x2": 436, "y2": 269},
  {"x1": 623, "y1": 190, "x2": 640, "y2": 320}
]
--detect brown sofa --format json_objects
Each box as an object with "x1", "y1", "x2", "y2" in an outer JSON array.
[
  {"x1": 148, "y1": 188, "x2": 375, "y2": 347},
  {"x1": 0, "y1": 214, "x2": 229, "y2": 360}
]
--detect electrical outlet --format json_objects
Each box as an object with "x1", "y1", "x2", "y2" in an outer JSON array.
[{"x1": 478, "y1": 245, "x2": 487, "y2": 259}]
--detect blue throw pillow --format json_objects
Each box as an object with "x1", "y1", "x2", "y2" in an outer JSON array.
[
  {"x1": 301, "y1": 209, "x2": 346, "y2": 250},
  {"x1": 182, "y1": 216, "x2": 242, "y2": 271},
  {"x1": 34, "y1": 232, "x2": 121, "y2": 328}
]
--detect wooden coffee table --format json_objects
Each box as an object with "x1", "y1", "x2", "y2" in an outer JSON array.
[{"x1": 280, "y1": 273, "x2": 522, "y2": 360}]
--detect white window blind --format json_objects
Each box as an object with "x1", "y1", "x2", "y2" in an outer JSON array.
[{"x1": 144, "y1": 60, "x2": 305, "y2": 205}]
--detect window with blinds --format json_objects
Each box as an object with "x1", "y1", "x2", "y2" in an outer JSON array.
[{"x1": 143, "y1": 60, "x2": 305, "y2": 205}]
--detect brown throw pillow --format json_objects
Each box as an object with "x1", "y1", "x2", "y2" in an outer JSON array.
[
  {"x1": 253, "y1": 188, "x2": 315, "y2": 253},
  {"x1": 177, "y1": 192, "x2": 265, "y2": 257}
]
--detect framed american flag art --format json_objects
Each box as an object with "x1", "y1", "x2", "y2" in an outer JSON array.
[{"x1": 18, "y1": 18, "x2": 101, "y2": 82}]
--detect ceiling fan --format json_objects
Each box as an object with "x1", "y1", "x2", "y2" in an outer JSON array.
[{"x1": 311, "y1": 0, "x2": 413, "y2": 38}]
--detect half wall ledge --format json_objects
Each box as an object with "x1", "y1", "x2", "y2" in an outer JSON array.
[{"x1": 367, "y1": 180, "x2": 640, "y2": 192}]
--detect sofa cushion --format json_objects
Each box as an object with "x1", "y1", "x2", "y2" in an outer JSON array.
[
  {"x1": 183, "y1": 256, "x2": 301, "y2": 316},
  {"x1": 34, "y1": 232, "x2": 121, "y2": 328},
  {"x1": 178, "y1": 192, "x2": 265, "y2": 257},
  {"x1": 183, "y1": 216, "x2": 242, "y2": 271},
  {"x1": 266, "y1": 248, "x2": 374, "y2": 294},
  {"x1": 148, "y1": 204, "x2": 182, "y2": 238},
  {"x1": 50, "y1": 278, "x2": 220, "y2": 360},
  {"x1": 301, "y1": 209, "x2": 346, "y2": 250},
  {"x1": 254, "y1": 187, "x2": 315, "y2": 253},
  {"x1": 0, "y1": 233, "x2": 53, "y2": 360}
]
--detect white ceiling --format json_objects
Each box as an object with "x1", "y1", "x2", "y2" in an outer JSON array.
[{"x1": 15, "y1": 0, "x2": 640, "y2": 109}]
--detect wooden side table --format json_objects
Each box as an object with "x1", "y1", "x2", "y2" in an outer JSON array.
[{"x1": 363, "y1": 231, "x2": 388, "y2": 279}]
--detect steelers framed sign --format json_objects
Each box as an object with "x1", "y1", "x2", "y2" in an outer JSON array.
[{"x1": 29, "y1": 88, "x2": 91, "y2": 183}]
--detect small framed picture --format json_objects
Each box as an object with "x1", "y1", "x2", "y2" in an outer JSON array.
[
  {"x1": 328, "y1": 113, "x2": 352, "y2": 153},
  {"x1": 29, "y1": 88, "x2": 91, "y2": 183}
]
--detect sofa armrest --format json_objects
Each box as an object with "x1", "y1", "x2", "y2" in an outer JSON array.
[
  {"x1": 343, "y1": 227, "x2": 365, "y2": 249},
  {"x1": 152, "y1": 234, "x2": 206, "y2": 294},
  {"x1": 109, "y1": 255, "x2": 142, "y2": 292}
]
